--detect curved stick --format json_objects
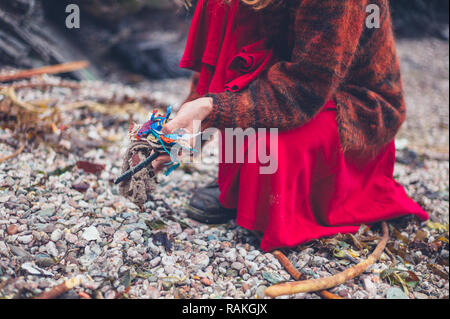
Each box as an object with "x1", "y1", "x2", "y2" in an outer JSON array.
[
  {"x1": 34, "y1": 277, "x2": 81, "y2": 299},
  {"x1": 265, "y1": 222, "x2": 389, "y2": 298},
  {"x1": 272, "y1": 250, "x2": 343, "y2": 299},
  {"x1": 0, "y1": 142, "x2": 25, "y2": 164}
]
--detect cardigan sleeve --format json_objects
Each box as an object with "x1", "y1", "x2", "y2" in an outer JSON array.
[{"x1": 205, "y1": 0, "x2": 370, "y2": 130}]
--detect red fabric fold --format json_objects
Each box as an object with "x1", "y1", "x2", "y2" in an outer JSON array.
[
  {"x1": 225, "y1": 39, "x2": 275, "y2": 92},
  {"x1": 179, "y1": 0, "x2": 269, "y2": 95}
]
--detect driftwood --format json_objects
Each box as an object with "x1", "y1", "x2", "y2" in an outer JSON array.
[
  {"x1": 0, "y1": 61, "x2": 89, "y2": 82},
  {"x1": 34, "y1": 277, "x2": 82, "y2": 299},
  {"x1": 250, "y1": 230, "x2": 343, "y2": 299},
  {"x1": 266, "y1": 222, "x2": 389, "y2": 298},
  {"x1": 272, "y1": 250, "x2": 343, "y2": 299}
]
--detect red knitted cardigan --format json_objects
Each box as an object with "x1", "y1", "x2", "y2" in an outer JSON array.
[{"x1": 188, "y1": 0, "x2": 406, "y2": 158}]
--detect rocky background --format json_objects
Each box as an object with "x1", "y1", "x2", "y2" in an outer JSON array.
[{"x1": 0, "y1": 0, "x2": 448, "y2": 299}]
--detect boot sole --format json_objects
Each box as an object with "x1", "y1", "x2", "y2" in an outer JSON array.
[{"x1": 185, "y1": 205, "x2": 236, "y2": 224}]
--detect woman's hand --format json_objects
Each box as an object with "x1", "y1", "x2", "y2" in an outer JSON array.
[{"x1": 151, "y1": 97, "x2": 213, "y2": 172}]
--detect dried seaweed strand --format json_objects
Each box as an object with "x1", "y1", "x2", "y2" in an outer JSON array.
[
  {"x1": 266, "y1": 222, "x2": 389, "y2": 297},
  {"x1": 272, "y1": 250, "x2": 343, "y2": 299},
  {"x1": 0, "y1": 142, "x2": 25, "y2": 164},
  {"x1": 34, "y1": 277, "x2": 82, "y2": 299},
  {"x1": 0, "y1": 61, "x2": 89, "y2": 82},
  {"x1": 1, "y1": 87, "x2": 44, "y2": 113},
  {"x1": 60, "y1": 100, "x2": 147, "y2": 116}
]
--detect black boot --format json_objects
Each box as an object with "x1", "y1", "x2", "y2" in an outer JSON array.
[{"x1": 186, "y1": 181, "x2": 237, "y2": 224}]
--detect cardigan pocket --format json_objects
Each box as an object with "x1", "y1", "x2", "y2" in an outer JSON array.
[{"x1": 225, "y1": 39, "x2": 276, "y2": 92}]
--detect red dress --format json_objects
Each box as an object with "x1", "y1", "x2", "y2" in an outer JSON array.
[{"x1": 180, "y1": 0, "x2": 428, "y2": 252}]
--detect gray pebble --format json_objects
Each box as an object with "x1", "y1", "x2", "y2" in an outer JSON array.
[
  {"x1": 18, "y1": 235, "x2": 33, "y2": 244},
  {"x1": 231, "y1": 262, "x2": 244, "y2": 271}
]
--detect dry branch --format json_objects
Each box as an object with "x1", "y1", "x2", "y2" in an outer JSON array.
[
  {"x1": 34, "y1": 277, "x2": 82, "y2": 299},
  {"x1": 0, "y1": 61, "x2": 89, "y2": 82},
  {"x1": 266, "y1": 222, "x2": 389, "y2": 297},
  {"x1": 0, "y1": 142, "x2": 25, "y2": 164},
  {"x1": 272, "y1": 250, "x2": 343, "y2": 299},
  {"x1": 272, "y1": 250, "x2": 302, "y2": 280}
]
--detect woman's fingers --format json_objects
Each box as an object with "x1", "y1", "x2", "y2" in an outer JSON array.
[
  {"x1": 154, "y1": 99, "x2": 213, "y2": 173},
  {"x1": 151, "y1": 153, "x2": 172, "y2": 172},
  {"x1": 162, "y1": 119, "x2": 179, "y2": 135}
]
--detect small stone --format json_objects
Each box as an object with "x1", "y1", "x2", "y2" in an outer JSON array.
[
  {"x1": 255, "y1": 285, "x2": 267, "y2": 298},
  {"x1": 0, "y1": 194, "x2": 10, "y2": 203},
  {"x1": 191, "y1": 253, "x2": 210, "y2": 269},
  {"x1": 231, "y1": 262, "x2": 244, "y2": 271},
  {"x1": 82, "y1": 226, "x2": 101, "y2": 242},
  {"x1": 238, "y1": 248, "x2": 247, "y2": 257},
  {"x1": 7, "y1": 224, "x2": 18, "y2": 235},
  {"x1": 0, "y1": 241, "x2": 9, "y2": 256},
  {"x1": 386, "y1": 287, "x2": 409, "y2": 299},
  {"x1": 18, "y1": 234, "x2": 33, "y2": 244},
  {"x1": 150, "y1": 257, "x2": 161, "y2": 267},
  {"x1": 38, "y1": 206, "x2": 56, "y2": 217},
  {"x1": 167, "y1": 223, "x2": 182, "y2": 236},
  {"x1": 42, "y1": 224, "x2": 56, "y2": 233},
  {"x1": 311, "y1": 256, "x2": 329, "y2": 266},
  {"x1": 50, "y1": 229, "x2": 63, "y2": 242},
  {"x1": 46, "y1": 241, "x2": 59, "y2": 257},
  {"x1": 129, "y1": 230, "x2": 142, "y2": 242},
  {"x1": 105, "y1": 290, "x2": 116, "y2": 299},
  {"x1": 200, "y1": 278, "x2": 213, "y2": 286},
  {"x1": 245, "y1": 250, "x2": 260, "y2": 261},
  {"x1": 338, "y1": 288, "x2": 349, "y2": 298},
  {"x1": 124, "y1": 247, "x2": 137, "y2": 259},
  {"x1": 194, "y1": 239, "x2": 207, "y2": 246},
  {"x1": 65, "y1": 232, "x2": 78, "y2": 244},
  {"x1": 161, "y1": 255, "x2": 176, "y2": 267},
  {"x1": 83, "y1": 188, "x2": 97, "y2": 201},
  {"x1": 162, "y1": 280, "x2": 173, "y2": 290},
  {"x1": 147, "y1": 286, "x2": 160, "y2": 299},
  {"x1": 262, "y1": 271, "x2": 284, "y2": 284},
  {"x1": 72, "y1": 182, "x2": 89, "y2": 193},
  {"x1": 225, "y1": 269, "x2": 238, "y2": 277},
  {"x1": 9, "y1": 245, "x2": 32, "y2": 259},
  {"x1": 224, "y1": 249, "x2": 237, "y2": 262},
  {"x1": 363, "y1": 277, "x2": 377, "y2": 297},
  {"x1": 35, "y1": 254, "x2": 56, "y2": 267},
  {"x1": 21, "y1": 262, "x2": 53, "y2": 276},
  {"x1": 164, "y1": 265, "x2": 176, "y2": 275},
  {"x1": 113, "y1": 230, "x2": 128, "y2": 242},
  {"x1": 101, "y1": 207, "x2": 115, "y2": 217},
  {"x1": 242, "y1": 260, "x2": 256, "y2": 273},
  {"x1": 413, "y1": 292, "x2": 429, "y2": 299}
]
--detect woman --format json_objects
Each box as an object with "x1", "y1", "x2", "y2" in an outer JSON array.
[{"x1": 152, "y1": 0, "x2": 428, "y2": 252}]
